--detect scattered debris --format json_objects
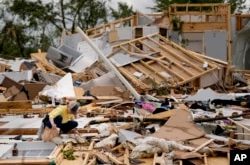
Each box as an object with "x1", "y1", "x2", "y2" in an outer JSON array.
[{"x1": 1, "y1": 3, "x2": 250, "y2": 165}]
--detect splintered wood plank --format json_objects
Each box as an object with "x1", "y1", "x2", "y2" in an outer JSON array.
[
  {"x1": 0, "y1": 101, "x2": 32, "y2": 109},
  {"x1": 0, "y1": 128, "x2": 99, "y2": 135},
  {"x1": 0, "y1": 159, "x2": 50, "y2": 165},
  {"x1": 0, "y1": 108, "x2": 52, "y2": 115},
  {"x1": 31, "y1": 52, "x2": 66, "y2": 76}
]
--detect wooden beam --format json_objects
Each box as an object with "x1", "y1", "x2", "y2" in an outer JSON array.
[
  {"x1": 157, "y1": 34, "x2": 217, "y2": 68},
  {"x1": 0, "y1": 108, "x2": 52, "y2": 115},
  {"x1": 0, "y1": 128, "x2": 99, "y2": 135},
  {"x1": 0, "y1": 101, "x2": 32, "y2": 109},
  {"x1": 157, "y1": 62, "x2": 185, "y2": 81},
  {"x1": 146, "y1": 37, "x2": 195, "y2": 77},
  {"x1": 192, "y1": 139, "x2": 214, "y2": 152},
  {"x1": 140, "y1": 39, "x2": 204, "y2": 72},
  {"x1": 118, "y1": 67, "x2": 150, "y2": 90},
  {"x1": 0, "y1": 159, "x2": 51, "y2": 165},
  {"x1": 178, "y1": 67, "x2": 218, "y2": 86},
  {"x1": 130, "y1": 63, "x2": 162, "y2": 85},
  {"x1": 120, "y1": 45, "x2": 171, "y2": 67},
  {"x1": 140, "y1": 60, "x2": 169, "y2": 83},
  {"x1": 112, "y1": 33, "x2": 158, "y2": 48}
]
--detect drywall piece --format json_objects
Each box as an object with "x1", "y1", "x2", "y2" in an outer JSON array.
[
  {"x1": 182, "y1": 32, "x2": 203, "y2": 53},
  {"x1": 110, "y1": 52, "x2": 142, "y2": 67},
  {"x1": 233, "y1": 21, "x2": 250, "y2": 69},
  {"x1": 2, "y1": 142, "x2": 56, "y2": 159},
  {"x1": 0, "y1": 116, "x2": 43, "y2": 129},
  {"x1": 47, "y1": 45, "x2": 82, "y2": 67},
  {"x1": 40, "y1": 73, "x2": 76, "y2": 99},
  {"x1": 62, "y1": 33, "x2": 83, "y2": 50},
  {"x1": 118, "y1": 129, "x2": 142, "y2": 143},
  {"x1": 116, "y1": 27, "x2": 133, "y2": 40},
  {"x1": 5, "y1": 59, "x2": 34, "y2": 71},
  {"x1": 184, "y1": 88, "x2": 235, "y2": 102},
  {"x1": 138, "y1": 14, "x2": 154, "y2": 25},
  {"x1": 133, "y1": 71, "x2": 143, "y2": 78},
  {"x1": 204, "y1": 31, "x2": 227, "y2": 61},
  {"x1": 0, "y1": 70, "x2": 33, "y2": 83},
  {"x1": 80, "y1": 72, "x2": 125, "y2": 91},
  {"x1": 0, "y1": 144, "x2": 13, "y2": 158},
  {"x1": 0, "y1": 115, "x2": 103, "y2": 130},
  {"x1": 142, "y1": 26, "x2": 159, "y2": 36},
  {"x1": 76, "y1": 116, "x2": 104, "y2": 129},
  {"x1": 151, "y1": 107, "x2": 205, "y2": 141},
  {"x1": 69, "y1": 54, "x2": 98, "y2": 73},
  {"x1": 69, "y1": 36, "x2": 112, "y2": 73},
  {"x1": 200, "y1": 70, "x2": 222, "y2": 88}
]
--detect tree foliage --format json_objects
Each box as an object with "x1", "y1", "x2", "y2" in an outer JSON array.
[
  {"x1": 0, "y1": 0, "x2": 108, "y2": 59},
  {"x1": 153, "y1": 0, "x2": 246, "y2": 13},
  {"x1": 110, "y1": 2, "x2": 135, "y2": 19}
]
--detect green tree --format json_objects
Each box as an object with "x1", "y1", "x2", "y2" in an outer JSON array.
[
  {"x1": 110, "y1": 2, "x2": 135, "y2": 19},
  {"x1": 152, "y1": 0, "x2": 245, "y2": 13},
  {"x1": 0, "y1": 0, "x2": 108, "y2": 59}
]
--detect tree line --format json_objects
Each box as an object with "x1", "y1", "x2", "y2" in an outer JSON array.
[{"x1": 0, "y1": 0, "x2": 247, "y2": 59}]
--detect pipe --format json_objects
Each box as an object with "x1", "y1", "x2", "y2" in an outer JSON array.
[{"x1": 75, "y1": 27, "x2": 141, "y2": 100}]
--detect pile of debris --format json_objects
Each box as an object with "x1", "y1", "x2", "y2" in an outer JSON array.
[{"x1": 0, "y1": 8, "x2": 250, "y2": 165}]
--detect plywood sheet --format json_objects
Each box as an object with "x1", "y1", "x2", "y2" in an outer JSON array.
[{"x1": 151, "y1": 107, "x2": 205, "y2": 141}]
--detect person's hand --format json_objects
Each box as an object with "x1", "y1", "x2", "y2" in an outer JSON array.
[
  {"x1": 73, "y1": 129, "x2": 79, "y2": 135},
  {"x1": 51, "y1": 124, "x2": 57, "y2": 129}
]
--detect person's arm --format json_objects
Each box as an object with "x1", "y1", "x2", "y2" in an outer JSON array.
[{"x1": 49, "y1": 106, "x2": 64, "y2": 128}]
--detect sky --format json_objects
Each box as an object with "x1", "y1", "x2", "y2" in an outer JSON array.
[
  {"x1": 111, "y1": 0, "x2": 250, "y2": 13},
  {"x1": 109, "y1": 0, "x2": 155, "y2": 13}
]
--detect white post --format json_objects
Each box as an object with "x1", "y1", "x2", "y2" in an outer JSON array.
[{"x1": 76, "y1": 27, "x2": 141, "y2": 100}]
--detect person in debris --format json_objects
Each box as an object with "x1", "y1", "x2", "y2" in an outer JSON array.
[{"x1": 42, "y1": 101, "x2": 80, "y2": 135}]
